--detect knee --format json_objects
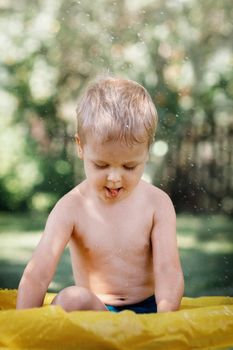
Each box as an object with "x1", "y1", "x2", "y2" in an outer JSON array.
[{"x1": 52, "y1": 286, "x2": 93, "y2": 311}]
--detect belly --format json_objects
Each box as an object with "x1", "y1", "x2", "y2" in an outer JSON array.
[
  {"x1": 72, "y1": 258, "x2": 154, "y2": 305},
  {"x1": 69, "y1": 237, "x2": 154, "y2": 305},
  {"x1": 95, "y1": 284, "x2": 155, "y2": 306}
]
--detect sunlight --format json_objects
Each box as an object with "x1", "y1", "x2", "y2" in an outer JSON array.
[{"x1": 177, "y1": 234, "x2": 233, "y2": 254}]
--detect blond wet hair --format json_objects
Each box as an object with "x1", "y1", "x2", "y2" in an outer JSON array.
[{"x1": 76, "y1": 76, "x2": 158, "y2": 147}]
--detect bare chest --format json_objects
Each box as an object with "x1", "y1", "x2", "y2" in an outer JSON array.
[{"x1": 72, "y1": 203, "x2": 154, "y2": 261}]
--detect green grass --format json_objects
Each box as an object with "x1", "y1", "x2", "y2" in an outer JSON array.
[
  {"x1": 177, "y1": 214, "x2": 233, "y2": 296},
  {"x1": 0, "y1": 212, "x2": 232, "y2": 297}
]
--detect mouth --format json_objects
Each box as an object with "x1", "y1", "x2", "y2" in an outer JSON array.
[{"x1": 104, "y1": 187, "x2": 122, "y2": 198}]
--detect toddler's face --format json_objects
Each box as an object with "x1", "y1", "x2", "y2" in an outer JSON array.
[{"x1": 78, "y1": 135, "x2": 149, "y2": 203}]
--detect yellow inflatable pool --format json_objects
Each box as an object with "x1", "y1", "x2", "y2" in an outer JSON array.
[{"x1": 0, "y1": 289, "x2": 233, "y2": 349}]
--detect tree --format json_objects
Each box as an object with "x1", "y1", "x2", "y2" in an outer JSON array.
[{"x1": 0, "y1": 0, "x2": 232, "y2": 213}]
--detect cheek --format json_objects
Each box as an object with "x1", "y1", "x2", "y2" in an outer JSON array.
[
  {"x1": 90, "y1": 170, "x2": 105, "y2": 185},
  {"x1": 83, "y1": 163, "x2": 91, "y2": 179},
  {"x1": 130, "y1": 167, "x2": 144, "y2": 183},
  {"x1": 125, "y1": 171, "x2": 141, "y2": 184}
]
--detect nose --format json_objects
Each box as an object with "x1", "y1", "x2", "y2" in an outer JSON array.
[{"x1": 107, "y1": 168, "x2": 121, "y2": 184}]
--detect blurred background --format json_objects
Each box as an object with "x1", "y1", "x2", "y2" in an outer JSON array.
[{"x1": 0, "y1": 0, "x2": 232, "y2": 297}]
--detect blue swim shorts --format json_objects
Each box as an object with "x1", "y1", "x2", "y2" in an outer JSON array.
[{"x1": 105, "y1": 295, "x2": 157, "y2": 314}]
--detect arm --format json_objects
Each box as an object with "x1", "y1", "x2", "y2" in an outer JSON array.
[
  {"x1": 151, "y1": 191, "x2": 184, "y2": 313},
  {"x1": 16, "y1": 197, "x2": 74, "y2": 309}
]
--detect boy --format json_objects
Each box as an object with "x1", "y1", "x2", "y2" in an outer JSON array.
[{"x1": 17, "y1": 76, "x2": 184, "y2": 314}]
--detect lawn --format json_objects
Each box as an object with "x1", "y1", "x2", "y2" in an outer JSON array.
[{"x1": 0, "y1": 212, "x2": 232, "y2": 297}]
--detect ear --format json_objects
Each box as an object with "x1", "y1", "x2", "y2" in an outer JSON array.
[{"x1": 75, "y1": 133, "x2": 84, "y2": 159}]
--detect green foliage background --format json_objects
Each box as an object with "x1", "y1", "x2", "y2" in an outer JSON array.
[{"x1": 0, "y1": 0, "x2": 232, "y2": 213}]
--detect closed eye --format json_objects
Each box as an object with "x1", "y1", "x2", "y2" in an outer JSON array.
[
  {"x1": 94, "y1": 163, "x2": 108, "y2": 169},
  {"x1": 94, "y1": 163, "x2": 137, "y2": 170},
  {"x1": 123, "y1": 165, "x2": 136, "y2": 171}
]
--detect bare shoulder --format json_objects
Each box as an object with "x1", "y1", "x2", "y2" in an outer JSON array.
[
  {"x1": 55, "y1": 183, "x2": 82, "y2": 210},
  {"x1": 140, "y1": 179, "x2": 173, "y2": 203},
  {"x1": 140, "y1": 180, "x2": 176, "y2": 221},
  {"x1": 46, "y1": 182, "x2": 85, "y2": 226}
]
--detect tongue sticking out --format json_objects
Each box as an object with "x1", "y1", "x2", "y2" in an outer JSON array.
[{"x1": 109, "y1": 188, "x2": 119, "y2": 197}]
